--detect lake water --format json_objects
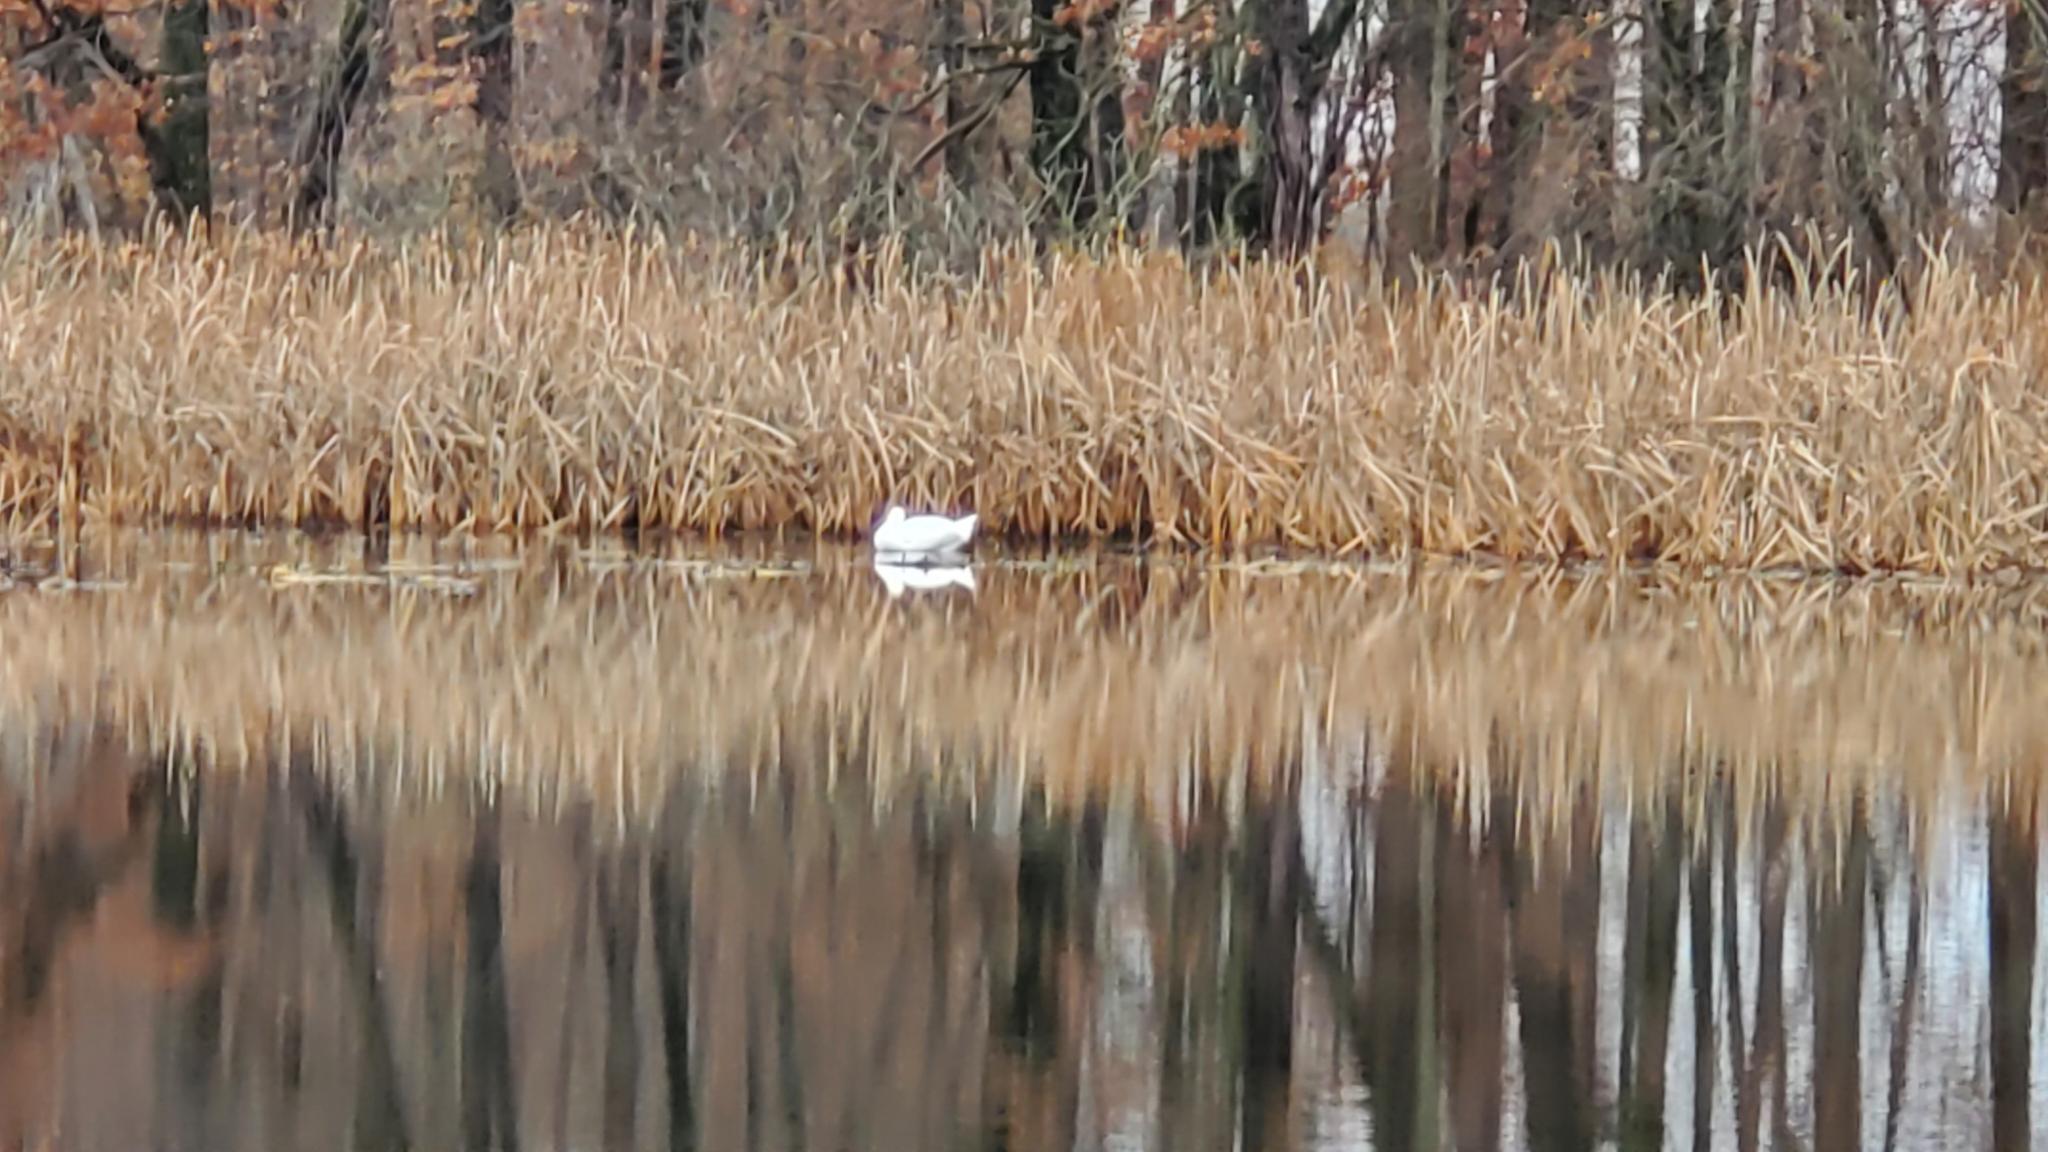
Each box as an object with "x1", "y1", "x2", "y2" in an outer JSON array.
[{"x1": 0, "y1": 532, "x2": 2043, "y2": 1152}]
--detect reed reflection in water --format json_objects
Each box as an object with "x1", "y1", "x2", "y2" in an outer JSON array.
[{"x1": 0, "y1": 535, "x2": 2042, "y2": 1152}]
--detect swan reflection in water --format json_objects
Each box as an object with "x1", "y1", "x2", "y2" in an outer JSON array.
[{"x1": 871, "y1": 560, "x2": 977, "y2": 598}]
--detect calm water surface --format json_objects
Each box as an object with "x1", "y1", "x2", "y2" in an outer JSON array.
[{"x1": 0, "y1": 532, "x2": 2043, "y2": 1152}]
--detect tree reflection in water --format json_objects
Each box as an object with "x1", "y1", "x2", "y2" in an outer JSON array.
[{"x1": 0, "y1": 725, "x2": 2036, "y2": 1152}]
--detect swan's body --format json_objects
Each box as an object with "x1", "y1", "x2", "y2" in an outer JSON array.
[
  {"x1": 873, "y1": 561, "x2": 976, "y2": 598},
  {"x1": 871, "y1": 505, "x2": 977, "y2": 561}
]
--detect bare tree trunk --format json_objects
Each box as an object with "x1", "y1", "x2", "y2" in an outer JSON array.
[
  {"x1": 1248, "y1": 0, "x2": 1363, "y2": 254},
  {"x1": 1028, "y1": 0, "x2": 1126, "y2": 231},
  {"x1": 1640, "y1": 0, "x2": 1743, "y2": 275},
  {"x1": 933, "y1": 0, "x2": 969, "y2": 186},
  {"x1": 1759, "y1": 0, "x2": 1815, "y2": 234},
  {"x1": 14, "y1": 4, "x2": 215, "y2": 225},
  {"x1": 1183, "y1": 49, "x2": 1234, "y2": 247},
  {"x1": 1489, "y1": 0, "x2": 1610, "y2": 269},
  {"x1": 1387, "y1": 0, "x2": 1453, "y2": 265},
  {"x1": 2002, "y1": 2, "x2": 2048, "y2": 216},
  {"x1": 1132, "y1": 0, "x2": 1180, "y2": 238},
  {"x1": 1441, "y1": 0, "x2": 1489, "y2": 261},
  {"x1": 291, "y1": 0, "x2": 393, "y2": 224},
  {"x1": 473, "y1": 0, "x2": 518, "y2": 220},
  {"x1": 603, "y1": 0, "x2": 652, "y2": 121},
  {"x1": 657, "y1": 0, "x2": 707, "y2": 87},
  {"x1": 156, "y1": 0, "x2": 213, "y2": 219}
]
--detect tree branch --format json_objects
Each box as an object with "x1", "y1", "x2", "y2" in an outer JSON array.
[
  {"x1": 908, "y1": 67, "x2": 1027, "y2": 172},
  {"x1": 1307, "y1": 0, "x2": 1362, "y2": 69},
  {"x1": 885, "y1": 55, "x2": 1034, "y2": 118}
]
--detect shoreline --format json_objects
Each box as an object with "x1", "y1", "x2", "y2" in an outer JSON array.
[{"x1": 22, "y1": 520, "x2": 2048, "y2": 589}]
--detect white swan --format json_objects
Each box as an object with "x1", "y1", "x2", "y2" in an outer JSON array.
[
  {"x1": 870, "y1": 505, "x2": 977, "y2": 562},
  {"x1": 873, "y1": 561, "x2": 977, "y2": 599}
]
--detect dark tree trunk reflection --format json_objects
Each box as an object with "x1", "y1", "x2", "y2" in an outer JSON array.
[
  {"x1": 150, "y1": 772, "x2": 225, "y2": 1152},
  {"x1": 1690, "y1": 792, "x2": 1716, "y2": 1152},
  {"x1": 652, "y1": 789, "x2": 699, "y2": 1152},
  {"x1": 1511, "y1": 786, "x2": 1600, "y2": 1152},
  {"x1": 1990, "y1": 789, "x2": 2038, "y2": 1152},
  {"x1": 597, "y1": 842, "x2": 644, "y2": 1150},
  {"x1": 1619, "y1": 792, "x2": 1682, "y2": 1151},
  {"x1": 1435, "y1": 788, "x2": 1507, "y2": 1152},
  {"x1": 1364, "y1": 773, "x2": 1432, "y2": 1152},
  {"x1": 2, "y1": 725, "x2": 2034, "y2": 1152},
  {"x1": 296, "y1": 762, "x2": 412, "y2": 1152},
  {"x1": 1151, "y1": 783, "x2": 1231, "y2": 1152},
  {"x1": 1238, "y1": 763, "x2": 1303, "y2": 1152},
  {"x1": 983, "y1": 797, "x2": 1101, "y2": 1152},
  {"x1": 1883, "y1": 853, "x2": 1924, "y2": 1152},
  {"x1": 1810, "y1": 801, "x2": 1870, "y2": 1152},
  {"x1": 462, "y1": 803, "x2": 519, "y2": 1152},
  {"x1": 1719, "y1": 783, "x2": 1748, "y2": 1149}
]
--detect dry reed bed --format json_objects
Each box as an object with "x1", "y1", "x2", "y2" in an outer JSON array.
[
  {"x1": 0, "y1": 538, "x2": 2041, "y2": 832},
  {"x1": 5, "y1": 227, "x2": 2048, "y2": 571}
]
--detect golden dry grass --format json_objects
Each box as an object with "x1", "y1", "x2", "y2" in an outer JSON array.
[
  {"x1": 4, "y1": 225, "x2": 2048, "y2": 572},
  {"x1": 1, "y1": 532, "x2": 2044, "y2": 835}
]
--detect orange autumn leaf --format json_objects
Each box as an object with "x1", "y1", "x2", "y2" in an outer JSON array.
[
  {"x1": 1159, "y1": 119, "x2": 1243, "y2": 158},
  {"x1": 1051, "y1": 0, "x2": 1115, "y2": 28}
]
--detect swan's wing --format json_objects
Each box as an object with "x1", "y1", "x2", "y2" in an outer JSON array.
[
  {"x1": 874, "y1": 513, "x2": 979, "y2": 554},
  {"x1": 918, "y1": 515, "x2": 974, "y2": 550},
  {"x1": 903, "y1": 519, "x2": 955, "y2": 551},
  {"x1": 873, "y1": 520, "x2": 931, "y2": 551}
]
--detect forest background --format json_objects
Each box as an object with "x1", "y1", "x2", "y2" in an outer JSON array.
[{"x1": 7, "y1": 0, "x2": 2047, "y2": 279}]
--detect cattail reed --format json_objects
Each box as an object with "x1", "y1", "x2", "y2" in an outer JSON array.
[{"x1": 2, "y1": 225, "x2": 2045, "y2": 573}]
